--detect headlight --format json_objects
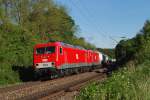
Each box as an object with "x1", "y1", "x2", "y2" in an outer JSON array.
[{"x1": 52, "y1": 62, "x2": 55, "y2": 66}]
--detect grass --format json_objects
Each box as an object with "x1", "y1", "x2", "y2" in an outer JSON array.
[
  {"x1": 76, "y1": 61, "x2": 150, "y2": 100},
  {"x1": 0, "y1": 63, "x2": 21, "y2": 87}
]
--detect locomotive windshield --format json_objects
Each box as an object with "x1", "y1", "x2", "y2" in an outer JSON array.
[{"x1": 36, "y1": 46, "x2": 55, "y2": 54}]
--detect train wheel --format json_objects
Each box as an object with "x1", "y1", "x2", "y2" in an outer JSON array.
[
  {"x1": 33, "y1": 70, "x2": 40, "y2": 81},
  {"x1": 64, "y1": 69, "x2": 69, "y2": 76},
  {"x1": 79, "y1": 67, "x2": 82, "y2": 73},
  {"x1": 89, "y1": 67, "x2": 93, "y2": 72},
  {"x1": 59, "y1": 69, "x2": 65, "y2": 77}
]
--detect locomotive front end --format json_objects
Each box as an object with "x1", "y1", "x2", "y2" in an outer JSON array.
[
  {"x1": 33, "y1": 43, "x2": 57, "y2": 78},
  {"x1": 33, "y1": 46, "x2": 56, "y2": 69}
]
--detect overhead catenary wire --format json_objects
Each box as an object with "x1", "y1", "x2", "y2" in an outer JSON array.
[
  {"x1": 70, "y1": 0, "x2": 106, "y2": 37},
  {"x1": 69, "y1": 1, "x2": 97, "y2": 35},
  {"x1": 70, "y1": 0, "x2": 119, "y2": 43},
  {"x1": 75, "y1": 1, "x2": 107, "y2": 37},
  {"x1": 78, "y1": 0, "x2": 119, "y2": 42}
]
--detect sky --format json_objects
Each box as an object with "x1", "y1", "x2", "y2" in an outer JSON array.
[{"x1": 55, "y1": 0, "x2": 150, "y2": 48}]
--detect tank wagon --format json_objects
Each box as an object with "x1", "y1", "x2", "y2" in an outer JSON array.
[{"x1": 33, "y1": 42, "x2": 102, "y2": 78}]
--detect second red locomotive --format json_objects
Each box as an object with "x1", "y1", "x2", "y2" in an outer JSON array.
[{"x1": 33, "y1": 42, "x2": 102, "y2": 78}]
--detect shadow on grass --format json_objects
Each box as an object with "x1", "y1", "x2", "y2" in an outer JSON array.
[{"x1": 12, "y1": 66, "x2": 35, "y2": 82}]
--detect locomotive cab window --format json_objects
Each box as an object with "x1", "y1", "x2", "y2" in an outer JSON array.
[
  {"x1": 36, "y1": 46, "x2": 55, "y2": 54},
  {"x1": 60, "y1": 47, "x2": 63, "y2": 54},
  {"x1": 36, "y1": 48, "x2": 45, "y2": 54},
  {"x1": 46, "y1": 46, "x2": 55, "y2": 54}
]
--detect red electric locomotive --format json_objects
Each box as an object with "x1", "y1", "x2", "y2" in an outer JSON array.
[{"x1": 33, "y1": 42, "x2": 101, "y2": 78}]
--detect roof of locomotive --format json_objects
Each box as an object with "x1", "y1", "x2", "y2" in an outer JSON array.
[
  {"x1": 34, "y1": 42, "x2": 61, "y2": 48},
  {"x1": 34, "y1": 42, "x2": 86, "y2": 50}
]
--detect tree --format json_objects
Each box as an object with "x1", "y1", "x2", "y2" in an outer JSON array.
[{"x1": 115, "y1": 20, "x2": 150, "y2": 64}]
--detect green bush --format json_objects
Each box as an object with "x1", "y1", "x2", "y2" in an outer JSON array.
[
  {"x1": 115, "y1": 20, "x2": 150, "y2": 64},
  {"x1": 0, "y1": 63, "x2": 20, "y2": 86},
  {"x1": 77, "y1": 61, "x2": 150, "y2": 100},
  {"x1": 0, "y1": 24, "x2": 35, "y2": 86}
]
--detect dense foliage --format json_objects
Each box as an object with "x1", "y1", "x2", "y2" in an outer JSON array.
[
  {"x1": 77, "y1": 61, "x2": 150, "y2": 100},
  {"x1": 77, "y1": 21, "x2": 150, "y2": 100},
  {"x1": 115, "y1": 20, "x2": 150, "y2": 64},
  {"x1": 0, "y1": 0, "x2": 95, "y2": 85}
]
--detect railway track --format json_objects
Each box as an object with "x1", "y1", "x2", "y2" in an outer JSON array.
[
  {"x1": 40, "y1": 74, "x2": 106, "y2": 100},
  {"x1": 0, "y1": 81, "x2": 42, "y2": 94},
  {"x1": 0, "y1": 68, "x2": 107, "y2": 100}
]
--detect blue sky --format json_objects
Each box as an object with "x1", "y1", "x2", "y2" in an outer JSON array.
[{"x1": 55, "y1": 0, "x2": 150, "y2": 48}]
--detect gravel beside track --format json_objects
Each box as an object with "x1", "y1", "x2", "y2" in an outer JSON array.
[
  {"x1": 0, "y1": 71, "x2": 105, "y2": 100},
  {"x1": 0, "y1": 81, "x2": 41, "y2": 94},
  {"x1": 40, "y1": 74, "x2": 106, "y2": 100}
]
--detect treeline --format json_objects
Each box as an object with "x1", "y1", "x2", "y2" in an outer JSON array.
[
  {"x1": 0, "y1": 0, "x2": 95, "y2": 85},
  {"x1": 115, "y1": 20, "x2": 150, "y2": 65},
  {"x1": 97, "y1": 48, "x2": 115, "y2": 58}
]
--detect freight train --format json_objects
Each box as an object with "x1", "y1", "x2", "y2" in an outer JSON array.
[{"x1": 33, "y1": 42, "x2": 108, "y2": 78}]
